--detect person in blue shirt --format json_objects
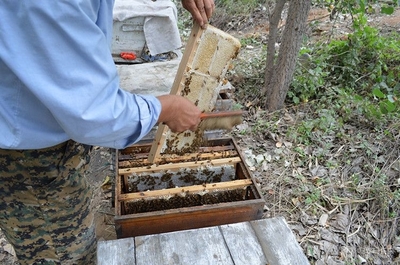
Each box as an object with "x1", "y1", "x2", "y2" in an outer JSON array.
[{"x1": 0, "y1": 0, "x2": 215, "y2": 264}]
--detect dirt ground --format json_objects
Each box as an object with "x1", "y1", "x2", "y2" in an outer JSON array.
[
  {"x1": 221, "y1": 5, "x2": 400, "y2": 265},
  {"x1": 0, "y1": 4, "x2": 399, "y2": 265}
]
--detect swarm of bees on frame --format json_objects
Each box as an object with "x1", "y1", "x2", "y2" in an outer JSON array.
[
  {"x1": 126, "y1": 165, "x2": 235, "y2": 192},
  {"x1": 120, "y1": 135, "x2": 248, "y2": 214},
  {"x1": 122, "y1": 164, "x2": 249, "y2": 214},
  {"x1": 124, "y1": 187, "x2": 248, "y2": 214}
]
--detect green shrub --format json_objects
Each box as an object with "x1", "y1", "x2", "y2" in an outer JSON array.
[{"x1": 290, "y1": 12, "x2": 400, "y2": 120}]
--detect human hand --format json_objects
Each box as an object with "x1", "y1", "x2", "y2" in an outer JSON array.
[
  {"x1": 156, "y1": 95, "x2": 201, "y2": 133},
  {"x1": 181, "y1": 0, "x2": 215, "y2": 28}
]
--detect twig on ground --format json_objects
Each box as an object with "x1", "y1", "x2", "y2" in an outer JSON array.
[{"x1": 347, "y1": 225, "x2": 361, "y2": 238}]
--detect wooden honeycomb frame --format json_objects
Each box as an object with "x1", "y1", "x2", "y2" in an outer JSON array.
[{"x1": 147, "y1": 23, "x2": 241, "y2": 163}]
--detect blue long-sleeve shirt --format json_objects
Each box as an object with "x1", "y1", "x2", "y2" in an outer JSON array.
[{"x1": 0, "y1": 0, "x2": 161, "y2": 149}]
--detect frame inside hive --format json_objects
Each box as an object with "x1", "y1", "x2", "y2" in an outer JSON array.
[
  {"x1": 118, "y1": 139, "x2": 249, "y2": 213},
  {"x1": 114, "y1": 138, "x2": 265, "y2": 238}
]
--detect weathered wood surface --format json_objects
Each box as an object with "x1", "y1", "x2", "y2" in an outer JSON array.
[
  {"x1": 115, "y1": 199, "x2": 263, "y2": 238},
  {"x1": 118, "y1": 150, "x2": 238, "y2": 167},
  {"x1": 250, "y1": 217, "x2": 310, "y2": 265},
  {"x1": 97, "y1": 237, "x2": 135, "y2": 265},
  {"x1": 98, "y1": 217, "x2": 310, "y2": 265},
  {"x1": 220, "y1": 222, "x2": 267, "y2": 265},
  {"x1": 135, "y1": 226, "x2": 234, "y2": 265},
  {"x1": 118, "y1": 156, "x2": 241, "y2": 175},
  {"x1": 118, "y1": 179, "x2": 252, "y2": 201}
]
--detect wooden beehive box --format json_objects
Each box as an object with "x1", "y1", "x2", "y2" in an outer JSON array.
[{"x1": 114, "y1": 138, "x2": 265, "y2": 238}]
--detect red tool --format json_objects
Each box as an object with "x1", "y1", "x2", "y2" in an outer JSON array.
[{"x1": 120, "y1": 52, "x2": 137, "y2": 60}]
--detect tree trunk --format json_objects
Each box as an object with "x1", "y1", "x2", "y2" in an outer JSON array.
[
  {"x1": 263, "y1": 0, "x2": 286, "y2": 95},
  {"x1": 264, "y1": 0, "x2": 311, "y2": 111}
]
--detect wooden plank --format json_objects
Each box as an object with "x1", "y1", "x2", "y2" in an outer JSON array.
[
  {"x1": 119, "y1": 143, "x2": 152, "y2": 155},
  {"x1": 219, "y1": 222, "x2": 268, "y2": 265},
  {"x1": 118, "y1": 149, "x2": 238, "y2": 168},
  {"x1": 97, "y1": 238, "x2": 135, "y2": 265},
  {"x1": 250, "y1": 217, "x2": 311, "y2": 265},
  {"x1": 135, "y1": 226, "x2": 234, "y2": 265},
  {"x1": 123, "y1": 174, "x2": 129, "y2": 195},
  {"x1": 118, "y1": 179, "x2": 252, "y2": 201},
  {"x1": 134, "y1": 234, "x2": 164, "y2": 265},
  {"x1": 157, "y1": 149, "x2": 238, "y2": 161},
  {"x1": 118, "y1": 157, "x2": 241, "y2": 175},
  {"x1": 198, "y1": 144, "x2": 235, "y2": 152},
  {"x1": 115, "y1": 199, "x2": 264, "y2": 238},
  {"x1": 115, "y1": 151, "x2": 122, "y2": 215},
  {"x1": 119, "y1": 138, "x2": 235, "y2": 162},
  {"x1": 99, "y1": 218, "x2": 309, "y2": 264}
]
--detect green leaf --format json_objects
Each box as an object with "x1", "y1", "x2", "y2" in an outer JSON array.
[
  {"x1": 384, "y1": 101, "x2": 396, "y2": 112},
  {"x1": 379, "y1": 102, "x2": 388, "y2": 114},
  {"x1": 373, "y1": 88, "x2": 385, "y2": 99},
  {"x1": 381, "y1": 6, "x2": 395, "y2": 15},
  {"x1": 355, "y1": 95, "x2": 363, "y2": 101},
  {"x1": 379, "y1": 100, "x2": 396, "y2": 114},
  {"x1": 359, "y1": 1, "x2": 366, "y2": 13},
  {"x1": 369, "y1": 106, "x2": 382, "y2": 118}
]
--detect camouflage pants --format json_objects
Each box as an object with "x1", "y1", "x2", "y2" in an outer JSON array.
[{"x1": 0, "y1": 140, "x2": 96, "y2": 265}]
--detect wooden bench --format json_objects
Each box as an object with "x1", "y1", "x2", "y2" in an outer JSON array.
[{"x1": 97, "y1": 216, "x2": 310, "y2": 265}]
